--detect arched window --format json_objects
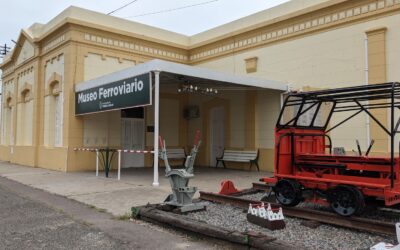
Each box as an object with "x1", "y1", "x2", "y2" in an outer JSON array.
[
  {"x1": 21, "y1": 89, "x2": 30, "y2": 102},
  {"x1": 16, "y1": 86, "x2": 33, "y2": 146},
  {"x1": 44, "y1": 79, "x2": 63, "y2": 147},
  {"x1": 49, "y1": 81, "x2": 60, "y2": 96},
  {"x1": 1, "y1": 96, "x2": 13, "y2": 145},
  {"x1": 6, "y1": 97, "x2": 12, "y2": 108}
]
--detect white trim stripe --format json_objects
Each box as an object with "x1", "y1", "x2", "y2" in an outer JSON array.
[{"x1": 73, "y1": 148, "x2": 155, "y2": 154}]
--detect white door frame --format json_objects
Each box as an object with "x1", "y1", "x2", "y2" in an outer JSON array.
[{"x1": 121, "y1": 118, "x2": 145, "y2": 168}]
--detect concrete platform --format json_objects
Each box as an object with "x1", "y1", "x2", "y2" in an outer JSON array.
[{"x1": 0, "y1": 161, "x2": 272, "y2": 216}]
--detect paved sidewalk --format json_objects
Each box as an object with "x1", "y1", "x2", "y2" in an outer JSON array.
[
  {"x1": 0, "y1": 175, "x2": 237, "y2": 249},
  {"x1": 0, "y1": 181, "x2": 127, "y2": 250},
  {"x1": 0, "y1": 161, "x2": 270, "y2": 216}
]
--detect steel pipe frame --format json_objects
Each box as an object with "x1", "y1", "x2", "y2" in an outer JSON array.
[{"x1": 276, "y1": 82, "x2": 400, "y2": 189}]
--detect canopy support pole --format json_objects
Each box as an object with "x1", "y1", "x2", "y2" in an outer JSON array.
[{"x1": 153, "y1": 71, "x2": 160, "y2": 186}]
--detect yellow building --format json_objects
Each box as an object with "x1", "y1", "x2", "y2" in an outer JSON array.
[{"x1": 1, "y1": 0, "x2": 399, "y2": 176}]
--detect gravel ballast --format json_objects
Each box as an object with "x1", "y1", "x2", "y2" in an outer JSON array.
[{"x1": 185, "y1": 198, "x2": 396, "y2": 250}]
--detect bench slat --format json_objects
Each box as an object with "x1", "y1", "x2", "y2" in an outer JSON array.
[
  {"x1": 224, "y1": 150, "x2": 257, "y2": 154},
  {"x1": 223, "y1": 154, "x2": 256, "y2": 158},
  {"x1": 223, "y1": 152, "x2": 257, "y2": 155},
  {"x1": 223, "y1": 153, "x2": 257, "y2": 158},
  {"x1": 223, "y1": 157, "x2": 256, "y2": 161},
  {"x1": 220, "y1": 149, "x2": 258, "y2": 162},
  {"x1": 222, "y1": 158, "x2": 253, "y2": 162}
]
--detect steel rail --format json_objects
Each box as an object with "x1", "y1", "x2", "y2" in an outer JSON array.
[
  {"x1": 199, "y1": 191, "x2": 396, "y2": 236},
  {"x1": 252, "y1": 182, "x2": 272, "y2": 192}
]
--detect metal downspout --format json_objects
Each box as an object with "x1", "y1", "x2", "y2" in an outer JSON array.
[{"x1": 364, "y1": 34, "x2": 371, "y2": 147}]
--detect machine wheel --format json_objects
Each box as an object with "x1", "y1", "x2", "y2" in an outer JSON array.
[
  {"x1": 328, "y1": 185, "x2": 365, "y2": 216},
  {"x1": 274, "y1": 179, "x2": 302, "y2": 207}
]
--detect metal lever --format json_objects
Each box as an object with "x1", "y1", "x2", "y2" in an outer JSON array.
[
  {"x1": 356, "y1": 140, "x2": 362, "y2": 156},
  {"x1": 365, "y1": 139, "x2": 375, "y2": 156}
]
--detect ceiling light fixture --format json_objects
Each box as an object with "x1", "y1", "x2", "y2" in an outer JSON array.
[{"x1": 178, "y1": 84, "x2": 218, "y2": 95}]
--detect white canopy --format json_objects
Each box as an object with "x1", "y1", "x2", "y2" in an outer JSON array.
[
  {"x1": 75, "y1": 59, "x2": 287, "y2": 186},
  {"x1": 75, "y1": 59, "x2": 287, "y2": 92}
]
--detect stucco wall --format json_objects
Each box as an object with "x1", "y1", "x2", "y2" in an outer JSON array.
[
  {"x1": 15, "y1": 40, "x2": 35, "y2": 66},
  {"x1": 196, "y1": 14, "x2": 400, "y2": 153},
  {"x1": 81, "y1": 53, "x2": 138, "y2": 148},
  {"x1": 84, "y1": 53, "x2": 136, "y2": 81},
  {"x1": 160, "y1": 98, "x2": 180, "y2": 147},
  {"x1": 224, "y1": 91, "x2": 246, "y2": 148},
  {"x1": 186, "y1": 91, "x2": 247, "y2": 149},
  {"x1": 256, "y1": 90, "x2": 281, "y2": 149},
  {"x1": 83, "y1": 111, "x2": 121, "y2": 147}
]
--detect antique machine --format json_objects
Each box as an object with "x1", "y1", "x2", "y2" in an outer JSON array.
[
  {"x1": 262, "y1": 82, "x2": 400, "y2": 216},
  {"x1": 159, "y1": 131, "x2": 205, "y2": 212}
]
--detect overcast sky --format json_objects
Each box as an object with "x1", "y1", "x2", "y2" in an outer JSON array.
[{"x1": 1, "y1": 0, "x2": 289, "y2": 47}]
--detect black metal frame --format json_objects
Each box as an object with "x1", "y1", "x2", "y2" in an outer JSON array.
[{"x1": 276, "y1": 82, "x2": 400, "y2": 188}]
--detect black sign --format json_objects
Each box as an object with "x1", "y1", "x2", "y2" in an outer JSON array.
[{"x1": 75, "y1": 73, "x2": 151, "y2": 115}]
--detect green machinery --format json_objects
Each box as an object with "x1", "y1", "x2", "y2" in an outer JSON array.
[{"x1": 159, "y1": 131, "x2": 206, "y2": 212}]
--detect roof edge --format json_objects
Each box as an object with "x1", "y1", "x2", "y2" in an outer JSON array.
[
  {"x1": 75, "y1": 59, "x2": 288, "y2": 92},
  {"x1": 189, "y1": 0, "x2": 347, "y2": 47}
]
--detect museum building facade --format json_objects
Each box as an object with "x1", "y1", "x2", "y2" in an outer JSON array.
[{"x1": 0, "y1": 0, "x2": 399, "y2": 172}]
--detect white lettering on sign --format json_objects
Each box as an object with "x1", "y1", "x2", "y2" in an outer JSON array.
[
  {"x1": 77, "y1": 91, "x2": 98, "y2": 104},
  {"x1": 98, "y1": 79, "x2": 144, "y2": 100},
  {"x1": 78, "y1": 78, "x2": 144, "y2": 104}
]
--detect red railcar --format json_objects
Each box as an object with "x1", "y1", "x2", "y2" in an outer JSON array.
[{"x1": 261, "y1": 82, "x2": 400, "y2": 216}]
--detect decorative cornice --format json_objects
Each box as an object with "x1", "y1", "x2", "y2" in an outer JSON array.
[
  {"x1": 3, "y1": 57, "x2": 36, "y2": 78},
  {"x1": 44, "y1": 53, "x2": 64, "y2": 66},
  {"x1": 43, "y1": 34, "x2": 66, "y2": 53},
  {"x1": 189, "y1": 0, "x2": 400, "y2": 63},
  {"x1": 17, "y1": 66, "x2": 34, "y2": 78},
  {"x1": 83, "y1": 33, "x2": 189, "y2": 63},
  {"x1": 1, "y1": 0, "x2": 399, "y2": 75},
  {"x1": 3, "y1": 79, "x2": 13, "y2": 84},
  {"x1": 2, "y1": 64, "x2": 15, "y2": 77}
]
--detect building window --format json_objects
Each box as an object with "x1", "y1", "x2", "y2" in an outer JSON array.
[
  {"x1": 44, "y1": 80, "x2": 63, "y2": 147},
  {"x1": 16, "y1": 88, "x2": 33, "y2": 146},
  {"x1": 1, "y1": 97, "x2": 13, "y2": 146}
]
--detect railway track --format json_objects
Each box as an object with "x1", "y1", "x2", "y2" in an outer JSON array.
[
  {"x1": 199, "y1": 191, "x2": 396, "y2": 236},
  {"x1": 252, "y1": 182, "x2": 272, "y2": 192}
]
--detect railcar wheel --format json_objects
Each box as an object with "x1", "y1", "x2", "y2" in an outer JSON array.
[
  {"x1": 274, "y1": 179, "x2": 302, "y2": 206},
  {"x1": 328, "y1": 185, "x2": 365, "y2": 216}
]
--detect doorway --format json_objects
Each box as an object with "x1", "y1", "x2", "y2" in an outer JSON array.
[
  {"x1": 121, "y1": 108, "x2": 145, "y2": 168},
  {"x1": 209, "y1": 106, "x2": 225, "y2": 166}
]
